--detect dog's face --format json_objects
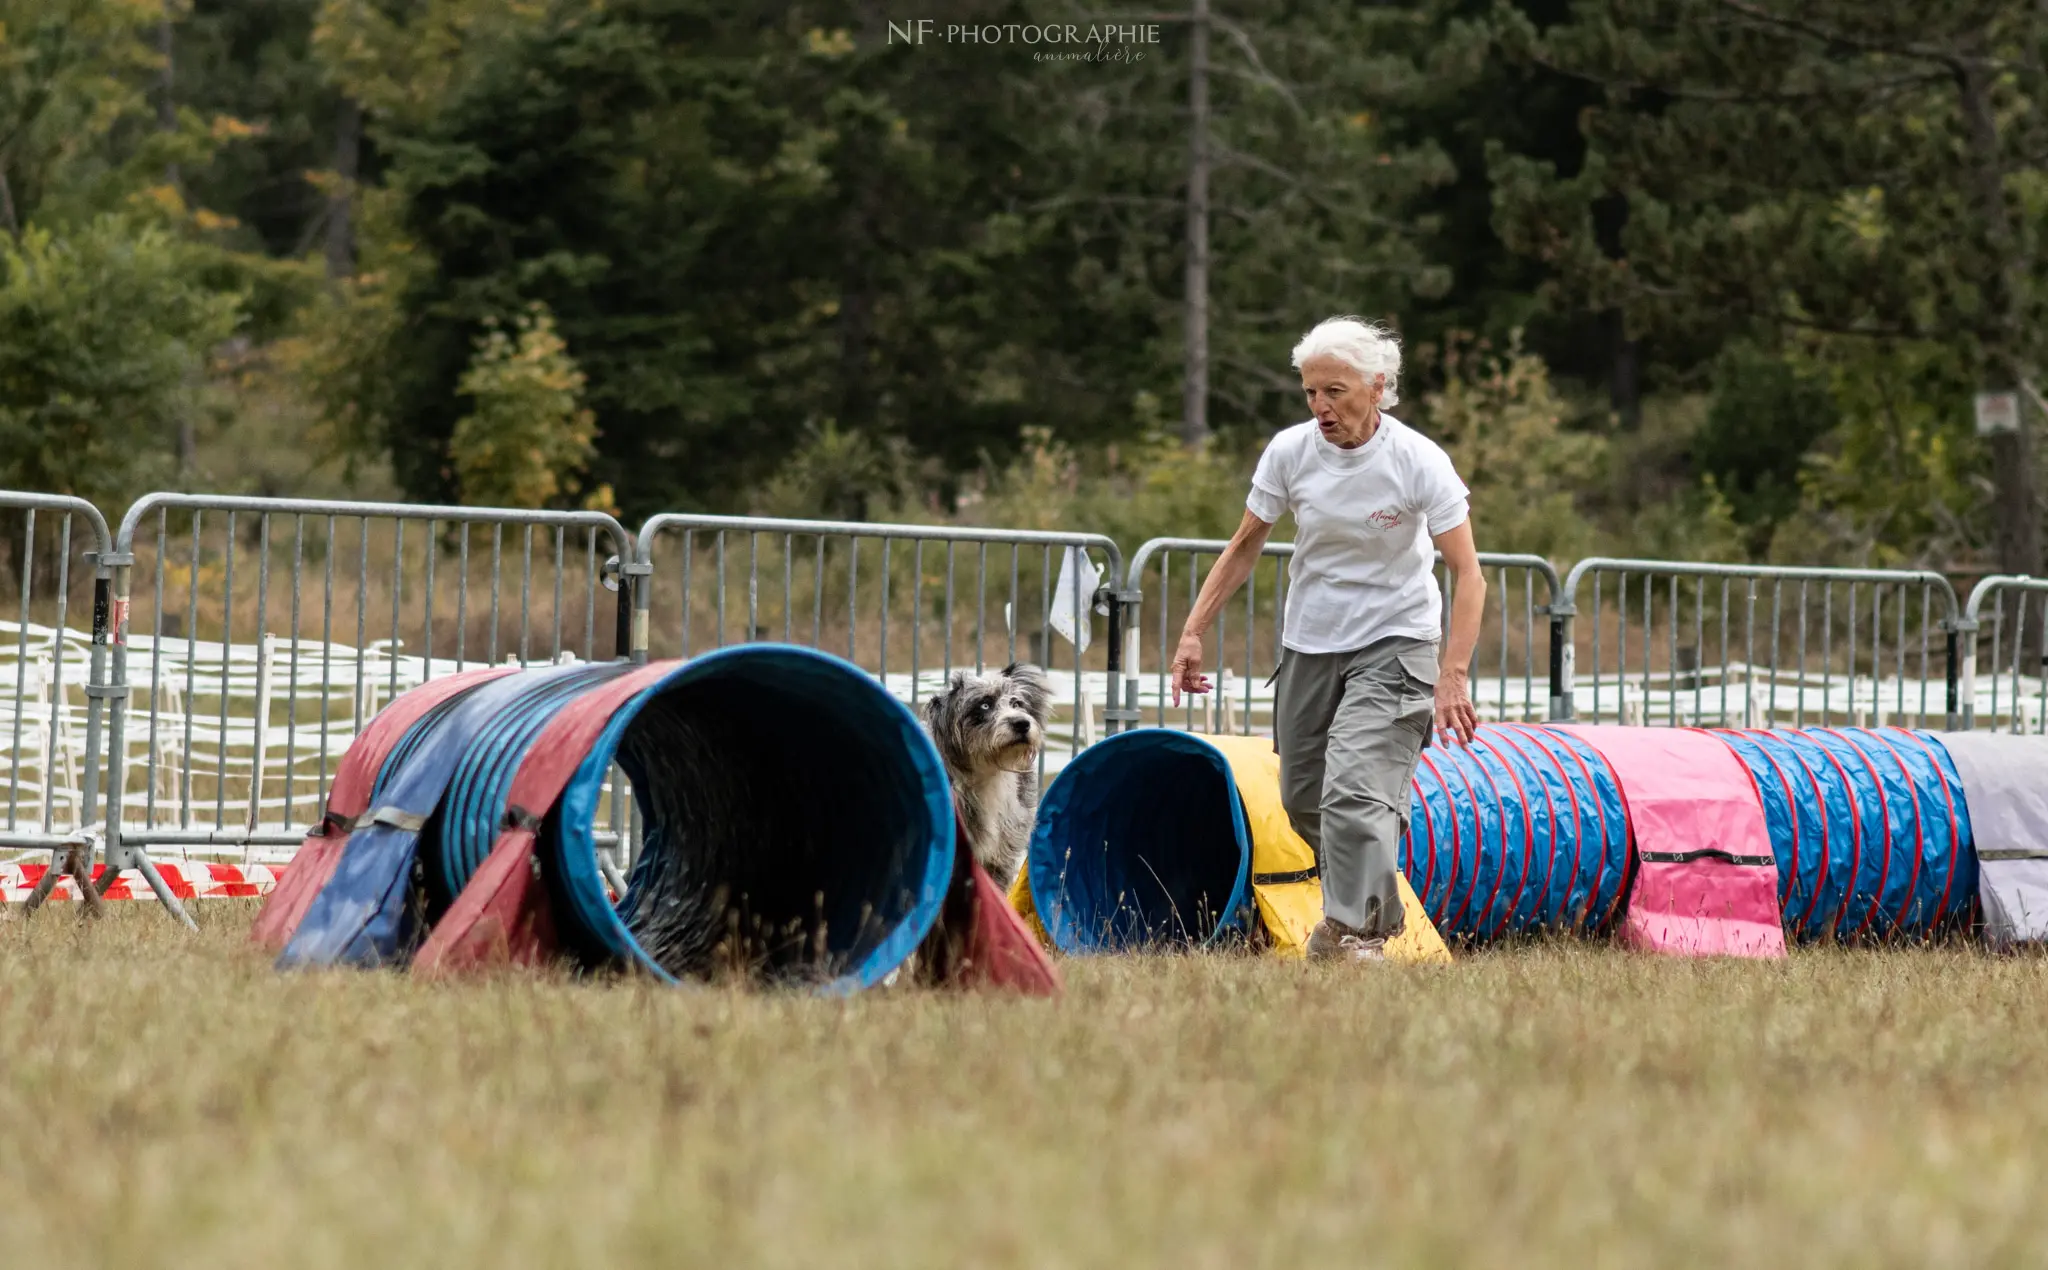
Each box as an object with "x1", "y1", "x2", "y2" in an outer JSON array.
[{"x1": 922, "y1": 664, "x2": 1050, "y2": 774}]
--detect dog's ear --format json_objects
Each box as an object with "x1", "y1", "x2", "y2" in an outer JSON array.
[
  {"x1": 1003, "y1": 663, "x2": 1052, "y2": 718},
  {"x1": 921, "y1": 670, "x2": 966, "y2": 727}
]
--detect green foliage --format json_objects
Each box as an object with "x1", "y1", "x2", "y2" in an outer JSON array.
[
  {"x1": 1488, "y1": 2, "x2": 2044, "y2": 362},
  {"x1": 1487, "y1": 0, "x2": 2046, "y2": 568},
  {"x1": 300, "y1": 0, "x2": 1467, "y2": 516},
  {"x1": 1691, "y1": 344, "x2": 1838, "y2": 538},
  {"x1": 1764, "y1": 337, "x2": 1984, "y2": 567},
  {"x1": 175, "y1": 0, "x2": 339, "y2": 257},
  {"x1": 0, "y1": 217, "x2": 240, "y2": 502},
  {"x1": 753, "y1": 423, "x2": 924, "y2": 524},
  {"x1": 448, "y1": 302, "x2": 598, "y2": 509},
  {"x1": 1415, "y1": 331, "x2": 1606, "y2": 560},
  {"x1": 0, "y1": 0, "x2": 2025, "y2": 579}
]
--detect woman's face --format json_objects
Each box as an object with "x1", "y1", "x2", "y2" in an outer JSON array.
[{"x1": 1299, "y1": 355, "x2": 1384, "y2": 448}]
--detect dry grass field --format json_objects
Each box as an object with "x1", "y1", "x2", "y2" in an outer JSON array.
[{"x1": 4, "y1": 904, "x2": 2046, "y2": 1268}]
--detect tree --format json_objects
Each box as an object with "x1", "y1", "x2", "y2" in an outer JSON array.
[
  {"x1": 1418, "y1": 331, "x2": 1607, "y2": 560},
  {"x1": 1488, "y1": 0, "x2": 2047, "y2": 572},
  {"x1": 448, "y1": 301, "x2": 600, "y2": 509},
  {"x1": 0, "y1": 217, "x2": 240, "y2": 503}
]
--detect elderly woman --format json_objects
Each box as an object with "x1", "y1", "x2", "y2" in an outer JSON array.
[{"x1": 1171, "y1": 316, "x2": 1483, "y2": 963}]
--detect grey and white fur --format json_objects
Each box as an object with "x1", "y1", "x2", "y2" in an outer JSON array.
[{"x1": 921, "y1": 663, "x2": 1051, "y2": 888}]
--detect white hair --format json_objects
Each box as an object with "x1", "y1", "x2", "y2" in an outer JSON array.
[{"x1": 1290, "y1": 316, "x2": 1402, "y2": 408}]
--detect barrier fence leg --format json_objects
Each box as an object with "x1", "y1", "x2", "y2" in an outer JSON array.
[
  {"x1": 1102, "y1": 586, "x2": 1140, "y2": 737},
  {"x1": 1547, "y1": 605, "x2": 1575, "y2": 722},
  {"x1": 20, "y1": 835, "x2": 107, "y2": 918},
  {"x1": 95, "y1": 547, "x2": 196, "y2": 930},
  {"x1": 1945, "y1": 623, "x2": 1969, "y2": 731},
  {"x1": 621, "y1": 550, "x2": 651, "y2": 665},
  {"x1": 19, "y1": 554, "x2": 115, "y2": 919}
]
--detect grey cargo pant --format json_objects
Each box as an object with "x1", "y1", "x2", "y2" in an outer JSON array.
[{"x1": 1273, "y1": 635, "x2": 1439, "y2": 938}]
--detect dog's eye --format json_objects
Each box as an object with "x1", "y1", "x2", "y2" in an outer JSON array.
[{"x1": 974, "y1": 701, "x2": 992, "y2": 718}]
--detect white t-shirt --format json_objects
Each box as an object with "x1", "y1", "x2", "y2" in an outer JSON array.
[{"x1": 1246, "y1": 415, "x2": 1469, "y2": 655}]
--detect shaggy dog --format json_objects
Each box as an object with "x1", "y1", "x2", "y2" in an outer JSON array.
[
  {"x1": 921, "y1": 663, "x2": 1051, "y2": 889},
  {"x1": 896, "y1": 663, "x2": 1051, "y2": 987}
]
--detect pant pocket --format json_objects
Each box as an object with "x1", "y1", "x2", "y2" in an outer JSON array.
[
  {"x1": 1393, "y1": 643, "x2": 1440, "y2": 735},
  {"x1": 1395, "y1": 643, "x2": 1441, "y2": 687}
]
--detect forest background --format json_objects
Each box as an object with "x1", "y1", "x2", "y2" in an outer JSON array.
[{"x1": 2, "y1": 0, "x2": 2042, "y2": 579}]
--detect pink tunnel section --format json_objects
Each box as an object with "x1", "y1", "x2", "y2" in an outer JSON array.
[{"x1": 1556, "y1": 725, "x2": 1786, "y2": 959}]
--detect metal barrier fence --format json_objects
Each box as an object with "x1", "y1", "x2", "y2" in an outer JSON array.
[
  {"x1": 1961, "y1": 575, "x2": 2048, "y2": 732},
  {"x1": 631, "y1": 514, "x2": 1128, "y2": 765},
  {"x1": 1553, "y1": 559, "x2": 1964, "y2": 730},
  {"x1": 1121, "y1": 537, "x2": 1563, "y2": 732},
  {"x1": 6, "y1": 481, "x2": 2043, "y2": 924},
  {"x1": 93, "y1": 494, "x2": 638, "y2": 923},
  {"x1": 0, "y1": 493, "x2": 118, "y2": 915}
]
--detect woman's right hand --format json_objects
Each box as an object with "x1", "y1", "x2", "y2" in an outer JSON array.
[{"x1": 1170, "y1": 631, "x2": 1210, "y2": 706}]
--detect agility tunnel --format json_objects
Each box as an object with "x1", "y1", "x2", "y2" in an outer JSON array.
[
  {"x1": 264, "y1": 645, "x2": 1056, "y2": 993},
  {"x1": 1024, "y1": 729, "x2": 1452, "y2": 962},
  {"x1": 1023, "y1": 723, "x2": 2047, "y2": 955},
  {"x1": 1705, "y1": 728, "x2": 1977, "y2": 943},
  {"x1": 1024, "y1": 723, "x2": 1620, "y2": 956},
  {"x1": 1406, "y1": 724, "x2": 1635, "y2": 942}
]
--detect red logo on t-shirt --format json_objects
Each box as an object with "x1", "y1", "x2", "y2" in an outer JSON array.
[{"x1": 1366, "y1": 508, "x2": 1403, "y2": 531}]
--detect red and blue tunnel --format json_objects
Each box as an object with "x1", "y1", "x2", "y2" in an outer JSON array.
[{"x1": 266, "y1": 646, "x2": 1020, "y2": 992}]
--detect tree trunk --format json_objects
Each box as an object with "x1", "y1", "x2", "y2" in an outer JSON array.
[
  {"x1": 325, "y1": 98, "x2": 362, "y2": 283},
  {"x1": 1181, "y1": 0, "x2": 1211, "y2": 448},
  {"x1": 1607, "y1": 311, "x2": 1641, "y2": 430},
  {"x1": 1956, "y1": 59, "x2": 2041, "y2": 579}
]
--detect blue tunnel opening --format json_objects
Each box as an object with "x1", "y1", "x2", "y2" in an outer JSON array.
[
  {"x1": 544, "y1": 646, "x2": 956, "y2": 991},
  {"x1": 1028, "y1": 730, "x2": 1255, "y2": 954}
]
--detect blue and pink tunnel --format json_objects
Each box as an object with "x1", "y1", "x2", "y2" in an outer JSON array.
[
  {"x1": 1029, "y1": 722, "x2": 2048, "y2": 957},
  {"x1": 257, "y1": 643, "x2": 2048, "y2": 990}
]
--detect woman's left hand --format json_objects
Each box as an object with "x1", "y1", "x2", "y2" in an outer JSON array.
[{"x1": 1433, "y1": 669, "x2": 1478, "y2": 746}]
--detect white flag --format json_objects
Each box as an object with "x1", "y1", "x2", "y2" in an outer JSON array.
[{"x1": 1049, "y1": 547, "x2": 1100, "y2": 654}]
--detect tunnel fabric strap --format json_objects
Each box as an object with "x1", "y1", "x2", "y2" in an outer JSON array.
[
  {"x1": 1637, "y1": 849, "x2": 1776, "y2": 866},
  {"x1": 1252, "y1": 866, "x2": 1319, "y2": 885},
  {"x1": 250, "y1": 666, "x2": 519, "y2": 953}
]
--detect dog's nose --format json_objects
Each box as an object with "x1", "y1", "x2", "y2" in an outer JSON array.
[{"x1": 1009, "y1": 718, "x2": 1032, "y2": 739}]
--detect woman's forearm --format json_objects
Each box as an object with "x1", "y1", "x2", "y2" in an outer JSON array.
[
  {"x1": 1181, "y1": 543, "x2": 1261, "y2": 640},
  {"x1": 1441, "y1": 567, "x2": 1486, "y2": 677}
]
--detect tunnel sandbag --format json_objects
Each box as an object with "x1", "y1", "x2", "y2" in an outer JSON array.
[
  {"x1": 957, "y1": 857, "x2": 1064, "y2": 993},
  {"x1": 1920, "y1": 733, "x2": 2042, "y2": 944},
  {"x1": 1027, "y1": 730, "x2": 1448, "y2": 961},
  {"x1": 252, "y1": 666, "x2": 518, "y2": 952},
  {"x1": 1202, "y1": 734, "x2": 1446, "y2": 961},
  {"x1": 415, "y1": 662, "x2": 678, "y2": 977},
  {"x1": 1708, "y1": 728, "x2": 1973, "y2": 941},
  {"x1": 1557, "y1": 725, "x2": 1785, "y2": 958},
  {"x1": 1403, "y1": 724, "x2": 1632, "y2": 940},
  {"x1": 544, "y1": 646, "x2": 954, "y2": 992},
  {"x1": 280, "y1": 664, "x2": 616, "y2": 969},
  {"x1": 915, "y1": 820, "x2": 1064, "y2": 995}
]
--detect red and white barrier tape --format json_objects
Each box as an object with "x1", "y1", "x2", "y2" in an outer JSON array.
[{"x1": 2, "y1": 860, "x2": 286, "y2": 904}]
